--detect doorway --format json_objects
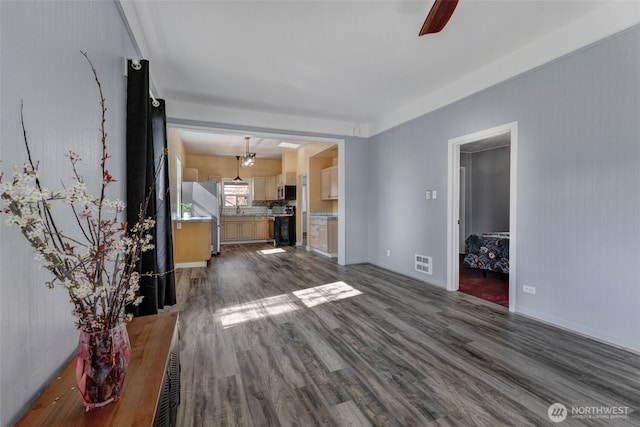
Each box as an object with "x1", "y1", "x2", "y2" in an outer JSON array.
[
  {"x1": 459, "y1": 166, "x2": 466, "y2": 253},
  {"x1": 301, "y1": 174, "x2": 308, "y2": 246},
  {"x1": 447, "y1": 122, "x2": 518, "y2": 312},
  {"x1": 166, "y1": 122, "x2": 347, "y2": 265}
]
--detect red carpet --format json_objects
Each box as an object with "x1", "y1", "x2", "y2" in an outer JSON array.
[{"x1": 459, "y1": 255, "x2": 508, "y2": 307}]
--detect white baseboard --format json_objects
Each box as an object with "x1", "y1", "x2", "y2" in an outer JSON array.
[
  {"x1": 307, "y1": 247, "x2": 337, "y2": 258},
  {"x1": 221, "y1": 239, "x2": 272, "y2": 245},
  {"x1": 516, "y1": 307, "x2": 640, "y2": 355},
  {"x1": 175, "y1": 262, "x2": 207, "y2": 269},
  {"x1": 370, "y1": 261, "x2": 447, "y2": 289}
]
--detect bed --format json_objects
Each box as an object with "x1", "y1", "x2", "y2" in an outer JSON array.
[{"x1": 463, "y1": 232, "x2": 509, "y2": 275}]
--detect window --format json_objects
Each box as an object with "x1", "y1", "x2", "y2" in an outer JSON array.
[{"x1": 223, "y1": 180, "x2": 250, "y2": 207}]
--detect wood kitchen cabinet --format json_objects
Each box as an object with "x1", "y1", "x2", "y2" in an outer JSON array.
[
  {"x1": 265, "y1": 176, "x2": 277, "y2": 200},
  {"x1": 309, "y1": 216, "x2": 337, "y2": 256},
  {"x1": 253, "y1": 177, "x2": 266, "y2": 201},
  {"x1": 173, "y1": 220, "x2": 211, "y2": 264},
  {"x1": 253, "y1": 176, "x2": 277, "y2": 201},
  {"x1": 321, "y1": 166, "x2": 338, "y2": 200},
  {"x1": 255, "y1": 219, "x2": 268, "y2": 239},
  {"x1": 222, "y1": 216, "x2": 269, "y2": 242},
  {"x1": 222, "y1": 221, "x2": 239, "y2": 240},
  {"x1": 240, "y1": 222, "x2": 255, "y2": 239},
  {"x1": 277, "y1": 172, "x2": 296, "y2": 187}
]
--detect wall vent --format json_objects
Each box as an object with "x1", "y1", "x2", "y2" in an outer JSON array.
[{"x1": 415, "y1": 254, "x2": 432, "y2": 275}]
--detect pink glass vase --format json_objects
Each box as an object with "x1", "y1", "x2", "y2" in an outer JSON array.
[{"x1": 75, "y1": 323, "x2": 131, "y2": 410}]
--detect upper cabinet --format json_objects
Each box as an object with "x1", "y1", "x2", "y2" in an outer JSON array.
[
  {"x1": 309, "y1": 144, "x2": 339, "y2": 213},
  {"x1": 253, "y1": 176, "x2": 278, "y2": 201},
  {"x1": 265, "y1": 176, "x2": 277, "y2": 200},
  {"x1": 277, "y1": 172, "x2": 296, "y2": 187},
  {"x1": 253, "y1": 176, "x2": 266, "y2": 201},
  {"x1": 321, "y1": 166, "x2": 338, "y2": 200}
]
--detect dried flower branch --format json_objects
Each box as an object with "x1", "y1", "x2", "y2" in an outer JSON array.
[{"x1": 0, "y1": 53, "x2": 159, "y2": 332}]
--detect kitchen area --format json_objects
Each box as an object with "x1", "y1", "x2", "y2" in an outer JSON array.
[
  {"x1": 168, "y1": 129, "x2": 340, "y2": 267},
  {"x1": 219, "y1": 171, "x2": 297, "y2": 247}
]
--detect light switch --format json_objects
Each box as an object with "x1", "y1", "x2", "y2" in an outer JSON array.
[
  {"x1": 432, "y1": 190, "x2": 437, "y2": 199},
  {"x1": 425, "y1": 191, "x2": 431, "y2": 200}
]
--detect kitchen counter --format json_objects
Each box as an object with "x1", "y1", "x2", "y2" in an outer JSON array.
[
  {"x1": 174, "y1": 215, "x2": 213, "y2": 223},
  {"x1": 222, "y1": 214, "x2": 268, "y2": 217},
  {"x1": 310, "y1": 212, "x2": 338, "y2": 220},
  {"x1": 223, "y1": 213, "x2": 294, "y2": 218}
]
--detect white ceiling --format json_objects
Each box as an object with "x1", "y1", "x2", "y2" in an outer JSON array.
[
  {"x1": 120, "y1": 0, "x2": 640, "y2": 156},
  {"x1": 177, "y1": 129, "x2": 312, "y2": 159}
]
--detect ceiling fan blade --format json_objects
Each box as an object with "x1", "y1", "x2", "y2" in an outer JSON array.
[{"x1": 419, "y1": 0, "x2": 459, "y2": 36}]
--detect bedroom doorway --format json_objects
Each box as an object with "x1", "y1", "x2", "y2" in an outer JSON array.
[
  {"x1": 446, "y1": 122, "x2": 518, "y2": 312},
  {"x1": 459, "y1": 167, "x2": 466, "y2": 252}
]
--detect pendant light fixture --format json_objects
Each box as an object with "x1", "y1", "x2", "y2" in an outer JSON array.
[
  {"x1": 233, "y1": 155, "x2": 243, "y2": 181},
  {"x1": 241, "y1": 136, "x2": 256, "y2": 167}
]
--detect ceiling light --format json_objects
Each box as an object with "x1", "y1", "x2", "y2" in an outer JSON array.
[
  {"x1": 278, "y1": 142, "x2": 300, "y2": 149},
  {"x1": 241, "y1": 136, "x2": 256, "y2": 167},
  {"x1": 233, "y1": 155, "x2": 243, "y2": 181}
]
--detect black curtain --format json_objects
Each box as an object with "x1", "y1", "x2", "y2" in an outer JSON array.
[
  {"x1": 126, "y1": 59, "x2": 176, "y2": 316},
  {"x1": 151, "y1": 99, "x2": 176, "y2": 307}
]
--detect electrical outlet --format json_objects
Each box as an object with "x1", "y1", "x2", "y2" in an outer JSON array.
[
  {"x1": 425, "y1": 191, "x2": 431, "y2": 200},
  {"x1": 523, "y1": 285, "x2": 536, "y2": 295},
  {"x1": 386, "y1": 249, "x2": 391, "y2": 257}
]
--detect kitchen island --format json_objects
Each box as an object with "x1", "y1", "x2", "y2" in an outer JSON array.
[{"x1": 173, "y1": 216, "x2": 213, "y2": 267}]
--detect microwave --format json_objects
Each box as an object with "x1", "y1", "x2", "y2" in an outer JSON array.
[{"x1": 277, "y1": 185, "x2": 296, "y2": 200}]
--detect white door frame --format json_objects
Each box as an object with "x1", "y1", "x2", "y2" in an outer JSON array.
[
  {"x1": 459, "y1": 166, "x2": 466, "y2": 253},
  {"x1": 446, "y1": 122, "x2": 518, "y2": 312}
]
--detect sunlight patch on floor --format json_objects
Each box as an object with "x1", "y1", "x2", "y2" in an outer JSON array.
[
  {"x1": 218, "y1": 293, "x2": 299, "y2": 328},
  {"x1": 259, "y1": 248, "x2": 286, "y2": 255},
  {"x1": 217, "y1": 281, "x2": 362, "y2": 328},
  {"x1": 293, "y1": 281, "x2": 362, "y2": 308}
]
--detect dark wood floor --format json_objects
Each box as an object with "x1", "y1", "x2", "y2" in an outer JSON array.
[{"x1": 169, "y1": 243, "x2": 639, "y2": 426}]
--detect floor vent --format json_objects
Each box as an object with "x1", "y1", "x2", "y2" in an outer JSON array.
[{"x1": 415, "y1": 254, "x2": 432, "y2": 275}]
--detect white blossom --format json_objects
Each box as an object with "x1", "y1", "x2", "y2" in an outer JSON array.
[
  {"x1": 0, "y1": 58, "x2": 165, "y2": 333},
  {"x1": 72, "y1": 282, "x2": 93, "y2": 299}
]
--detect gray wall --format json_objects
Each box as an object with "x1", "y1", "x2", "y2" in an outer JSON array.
[
  {"x1": 0, "y1": 1, "x2": 138, "y2": 425},
  {"x1": 367, "y1": 25, "x2": 640, "y2": 351},
  {"x1": 470, "y1": 146, "x2": 510, "y2": 234},
  {"x1": 344, "y1": 137, "x2": 369, "y2": 263}
]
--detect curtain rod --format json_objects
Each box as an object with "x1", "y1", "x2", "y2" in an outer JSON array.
[{"x1": 130, "y1": 59, "x2": 160, "y2": 107}]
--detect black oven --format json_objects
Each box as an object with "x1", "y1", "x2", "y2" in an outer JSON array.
[{"x1": 273, "y1": 215, "x2": 295, "y2": 246}]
